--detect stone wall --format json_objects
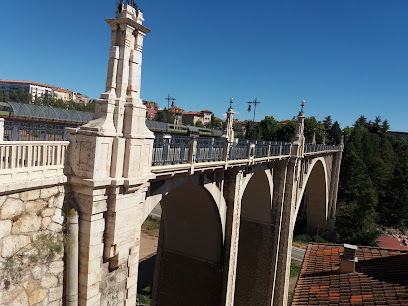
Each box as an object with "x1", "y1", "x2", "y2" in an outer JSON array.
[
  {"x1": 0, "y1": 185, "x2": 65, "y2": 306},
  {"x1": 100, "y1": 262, "x2": 128, "y2": 306}
]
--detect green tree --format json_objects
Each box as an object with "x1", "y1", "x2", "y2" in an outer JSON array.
[
  {"x1": 304, "y1": 117, "x2": 326, "y2": 143},
  {"x1": 337, "y1": 148, "x2": 378, "y2": 245},
  {"x1": 245, "y1": 121, "x2": 261, "y2": 140},
  {"x1": 195, "y1": 120, "x2": 205, "y2": 128},
  {"x1": 155, "y1": 108, "x2": 175, "y2": 124},
  {"x1": 260, "y1": 116, "x2": 280, "y2": 141},
  {"x1": 355, "y1": 115, "x2": 367, "y2": 127},
  {"x1": 328, "y1": 121, "x2": 342, "y2": 144},
  {"x1": 277, "y1": 120, "x2": 296, "y2": 142},
  {"x1": 337, "y1": 116, "x2": 408, "y2": 244},
  {"x1": 209, "y1": 116, "x2": 222, "y2": 129},
  {"x1": 381, "y1": 119, "x2": 390, "y2": 132},
  {"x1": 323, "y1": 115, "x2": 333, "y2": 131}
]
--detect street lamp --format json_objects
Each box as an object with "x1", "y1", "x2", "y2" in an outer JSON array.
[
  {"x1": 300, "y1": 100, "x2": 305, "y2": 113},
  {"x1": 247, "y1": 97, "x2": 261, "y2": 122}
]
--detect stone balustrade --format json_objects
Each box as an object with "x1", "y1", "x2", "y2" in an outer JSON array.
[{"x1": 0, "y1": 141, "x2": 68, "y2": 193}]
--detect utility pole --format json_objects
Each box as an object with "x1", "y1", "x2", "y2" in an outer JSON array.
[
  {"x1": 165, "y1": 94, "x2": 176, "y2": 110},
  {"x1": 164, "y1": 94, "x2": 176, "y2": 124},
  {"x1": 247, "y1": 97, "x2": 261, "y2": 122}
]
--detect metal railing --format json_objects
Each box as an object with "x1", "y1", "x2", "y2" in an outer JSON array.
[
  {"x1": 152, "y1": 136, "x2": 190, "y2": 166},
  {"x1": 229, "y1": 140, "x2": 249, "y2": 160},
  {"x1": 196, "y1": 138, "x2": 225, "y2": 163},
  {"x1": 304, "y1": 144, "x2": 340, "y2": 153},
  {"x1": 151, "y1": 135, "x2": 341, "y2": 167},
  {"x1": 254, "y1": 141, "x2": 269, "y2": 158}
]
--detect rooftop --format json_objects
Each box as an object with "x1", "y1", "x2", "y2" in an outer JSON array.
[
  {"x1": 377, "y1": 235, "x2": 408, "y2": 251},
  {"x1": 0, "y1": 101, "x2": 93, "y2": 123},
  {"x1": 183, "y1": 111, "x2": 203, "y2": 116},
  {"x1": 0, "y1": 79, "x2": 53, "y2": 88},
  {"x1": 291, "y1": 243, "x2": 408, "y2": 305}
]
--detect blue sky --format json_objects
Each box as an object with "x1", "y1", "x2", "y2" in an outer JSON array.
[{"x1": 1, "y1": 0, "x2": 407, "y2": 131}]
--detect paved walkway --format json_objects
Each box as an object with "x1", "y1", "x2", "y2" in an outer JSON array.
[{"x1": 292, "y1": 246, "x2": 306, "y2": 262}]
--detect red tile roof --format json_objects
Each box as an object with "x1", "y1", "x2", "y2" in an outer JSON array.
[
  {"x1": 377, "y1": 235, "x2": 408, "y2": 251},
  {"x1": 200, "y1": 109, "x2": 213, "y2": 114},
  {"x1": 183, "y1": 111, "x2": 202, "y2": 116},
  {"x1": 169, "y1": 106, "x2": 185, "y2": 113},
  {"x1": 52, "y1": 87, "x2": 71, "y2": 94},
  {"x1": 291, "y1": 243, "x2": 408, "y2": 305},
  {"x1": 0, "y1": 79, "x2": 53, "y2": 88}
]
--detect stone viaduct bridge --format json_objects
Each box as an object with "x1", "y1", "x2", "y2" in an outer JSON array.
[{"x1": 0, "y1": 4, "x2": 343, "y2": 306}]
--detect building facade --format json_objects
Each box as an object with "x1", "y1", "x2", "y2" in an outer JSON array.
[
  {"x1": 143, "y1": 100, "x2": 159, "y2": 120},
  {"x1": 182, "y1": 109, "x2": 213, "y2": 126},
  {"x1": 0, "y1": 80, "x2": 53, "y2": 100},
  {"x1": 201, "y1": 109, "x2": 213, "y2": 125},
  {"x1": 169, "y1": 106, "x2": 185, "y2": 124},
  {"x1": 0, "y1": 80, "x2": 88, "y2": 103}
]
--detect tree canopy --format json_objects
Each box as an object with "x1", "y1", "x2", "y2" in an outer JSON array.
[{"x1": 336, "y1": 116, "x2": 408, "y2": 245}]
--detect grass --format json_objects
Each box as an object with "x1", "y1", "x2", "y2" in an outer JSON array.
[
  {"x1": 290, "y1": 259, "x2": 302, "y2": 278},
  {"x1": 290, "y1": 265, "x2": 301, "y2": 277},
  {"x1": 141, "y1": 216, "x2": 161, "y2": 237}
]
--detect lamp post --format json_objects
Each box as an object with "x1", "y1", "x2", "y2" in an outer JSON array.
[
  {"x1": 246, "y1": 98, "x2": 261, "y2": 140},
  {"x1": 247, "y1": 97, "x2": 261, "y2": 122},
  {"x1": 300, "y1": 99, "x2": 305, "y2": 114}
]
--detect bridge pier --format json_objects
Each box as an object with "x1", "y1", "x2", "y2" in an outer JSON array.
[
  {"x1": 272, "y1": 111, "x2": 305, "y2": 306},
  {"x1": 220, "y1": 169, "x2": 245, "y2": 306}
]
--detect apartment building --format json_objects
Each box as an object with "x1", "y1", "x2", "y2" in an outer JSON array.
[
  {"x1": 0, "y1": 80, "x2": 89, "y2": 103},
  {"x1": 0, "y1": 80, "x2": 53, "y2": 100},
  {"x1": 143, "y1": 100, "x2": 159, "y2": 120},
  {"x1": 182, "y1": 109, "x2": 213, "y2": 126}
]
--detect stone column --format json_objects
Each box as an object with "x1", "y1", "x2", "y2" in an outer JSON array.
[
  {"x1": 226, "y1": 100, "x2": 235, "y2": 143},
  {"x1": 0, "y1": 118, "x2": 4, "y2": 141},
  {"x1": 220, "y1": 169, "x2": 245, "y2": 306},
  {"x1": 67, "y1": 4, "x2": 154, "y2": 306},
  {"x1": 327, "y1": 138, "x2": 344, "y2": 230},
  {"x1": 269, "y1": 160, "x2": 289, "y2": 303},
  {"x1": 272, "y1": 110, "x2": 305, "y2": 306}
]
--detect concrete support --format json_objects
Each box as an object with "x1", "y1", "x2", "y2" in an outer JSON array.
[
  {"x1": 272, "y1": 110, "x2": 305, "y2": 306},
  {"x1": 220, "y1": 170, "x2": 244, "y2": 306},
  {"x1": 270, "y1": 160, "x2": 289, "y2": 303},
  {"x1": 327, "y1": 142, "x2": 344, "y2": 230},
  {"x1": 272, "y1": 158, "x2": 300, "y2": 306}
]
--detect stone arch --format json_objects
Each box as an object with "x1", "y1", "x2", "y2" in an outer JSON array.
[
  {"x1": 144, "y1": 175, "x2": 227, "y2": 240},
  {"x1": 234, "y1": 169, "x2": 274, "y2": 305},
  {"x1": 151, "y1": 182, "x2": 224, "y2": 305},
  {"x1": 295, "y1": 157, "x2": 329, "y2": 233}
]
